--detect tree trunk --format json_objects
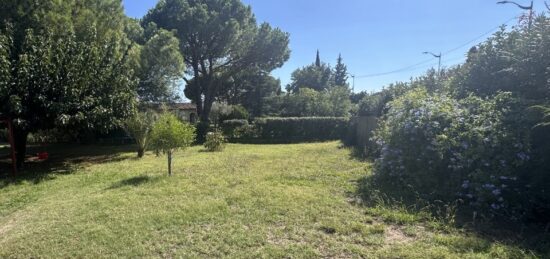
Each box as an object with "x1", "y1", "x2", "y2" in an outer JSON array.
[
  {"x1": 167, "y1": 150, "x2": 172, "y2": 176},
  {"x1": 191, "y1": 60, "x2": 203, "y2": 118},
  {"x1": 13, "y1": 127, "x2": 28, "y2": 170},
  {"x1": 200, "y1": 97, "x2": 214, "y2": 123}
]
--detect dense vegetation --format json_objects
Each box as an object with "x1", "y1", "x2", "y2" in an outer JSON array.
[
  {"x1": 0, "y1": 0, "x2": 137, "y2": 167},
  {"x1": 1, "y1": 0, "x2": 550, "y2": 256},
  {"x1": 356, "y1": 15, "x2": 550, "y2": 225}
]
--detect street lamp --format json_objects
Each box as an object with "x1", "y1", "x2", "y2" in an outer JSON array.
[
  {"x1": 497, "y1": 1, "x2": 534, "y2": 29},
  {"x1": 346, "y1": 73, "x2": 356, "y2": 93},
  {"x1": 423, "y1": 51, "x2": 442, "y2": 76}
]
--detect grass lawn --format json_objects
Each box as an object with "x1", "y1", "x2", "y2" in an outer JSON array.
[{"x1": 0, "y1": 142, "x2": 542, "y2": 258}]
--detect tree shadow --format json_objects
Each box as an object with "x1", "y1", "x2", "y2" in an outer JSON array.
[
  {"x1": 106, "y1": 175, "x2": 159, "y2": 190},
  {"x1": 354, "y1": 175, "x2": 550, "y2": 257},
  {"x1": 0, "y1": 144, "x2": 137, "y2": 189}
]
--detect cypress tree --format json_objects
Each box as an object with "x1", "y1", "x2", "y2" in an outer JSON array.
[{"x1": 315, "y1": 49, "x2": 321, "y2": 67}]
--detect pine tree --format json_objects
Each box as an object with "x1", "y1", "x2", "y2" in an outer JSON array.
[
  {"x1": 315, "y1": 49, "x2": 321, "y2": 67},
  {"x1": 334, "y1": 54, "x2": 348, "y2": 86}
]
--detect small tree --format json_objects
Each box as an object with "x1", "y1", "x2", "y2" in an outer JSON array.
[
  {"x1": 150, "y1": 113, "x2": 195, "y2": 176},
  {"x1": 123, "y1": 110, "x2": 157, "y2": 158}
]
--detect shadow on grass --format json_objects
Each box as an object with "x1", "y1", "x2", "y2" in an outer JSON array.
[
  {"x1": 354, "y1": 175, "x2": 550, "y2": 257},
  {"x1": 106, "y1": 175, "x2": 160, "y2": 190},
  {"x1": 0, "y1": 144, "x2": 137, "y2": 189}
]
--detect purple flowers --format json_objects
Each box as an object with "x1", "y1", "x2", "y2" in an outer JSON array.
[{"x1": 517, "y1": 152, "x2": 530, "y2": 161}]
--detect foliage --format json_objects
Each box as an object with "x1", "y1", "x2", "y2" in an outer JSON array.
[
  {"x1": 131, "y1": 26, "x2": 185, "y2": 102},
  {"x1": 334, "y1": 54, "x2": 349, "y2": 87},
  {"x1": 254, "y1": 117, "x2": 349, "y2": 143},
  {"x1": 287, "y1": 52, "x2": 350, "y2": 93},
  {"x1": 265, "y1": 86, "x2": 352, "y2": 117},
  {"x1": 150, "y1": 113, "x2": 195, "y2": 175},
  {"x1": 144, "y1": 0, "x2": 290, "y2": 124},
  {"x1": 222, "y1": 105, "x2": 249, "y2": 121},
  {"x1": 210, "y1": 103, "x2": 249, "y2": 127},
  {"x1": 123, "y1": 110, "x2": 157, "y2": 158},
  {"x1": 221, "y1": 119, "x2": 249, "y2": 138},
  {"x1": 218, "y1": 70, "x2": 282, "y2": 117},
  {"x1": 451, "y1": 17, "x2": 550, "y2": 100},
  {"x1": 372, "y1": 89, "x2": 532, "y2": 220},
  {"x1": 356, "y1": 83, "x2": 410, "y2": 117},
  {"x1": 203, "y1": 130, "x2": 227, "y2": 152},
  {"x1": 0, "y1": 0, "x2": 137, "y2": 167},
  {"x1": 287, "y1": 63, "x2": 333, "y2": 93}
]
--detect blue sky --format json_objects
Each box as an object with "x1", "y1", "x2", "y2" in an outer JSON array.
[{"x1": 123, "y1": 0, "x2": 544, "y2": 92}]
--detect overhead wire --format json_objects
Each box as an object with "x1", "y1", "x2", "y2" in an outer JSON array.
[{"x1": 353, "y1": 16, "x2": 519, "y2": 79}]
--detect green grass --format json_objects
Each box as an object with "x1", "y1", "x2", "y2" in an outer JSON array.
[{"x1": 0, "y1": 142, "x2": 540, "y2": 258}]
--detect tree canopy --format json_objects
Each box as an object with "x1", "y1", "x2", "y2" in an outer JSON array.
[
  {"x1": 287, "y1": 62, "x2": 333, "y2": 93},
  {"x1": 0, "y1": 0, "x2": 136, "y2": 167},
  {"x1": 143, "y1": 0, "x2": 290, "y2": 124},
  {"x1": 127, "y1": 22, "x2": 185, "y2": 103}
]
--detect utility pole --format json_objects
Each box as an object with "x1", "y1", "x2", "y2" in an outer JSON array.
[
  {"x1": 423, "y1": 51, "x2": 442, "y2": 77},
  {"x1": 497, "y1": 1, "x2": 534, "y2": 29}
]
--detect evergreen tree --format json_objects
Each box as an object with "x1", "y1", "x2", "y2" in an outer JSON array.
[
  {"x1": 334, "y1": 54, "x2": 348, "y2": 86},
  {"x1": 144, "y1": 0, "x2": 290, "y2": 127},
  {"x1": 315, "y1": 50, "x2": 321, "y2": 67}
]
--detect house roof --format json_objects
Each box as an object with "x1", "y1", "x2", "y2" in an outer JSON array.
[
  {"x1": 143, "y1": 103, "x2": 197, "y2": 112},
  {"x1": 172, "y1": 103, "x2": 197, "y2": 111}
]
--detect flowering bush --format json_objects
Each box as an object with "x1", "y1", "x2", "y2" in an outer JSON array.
[
  {"x1": 204, "y1": 130, "x2": 227, "y2": 152},
  {"x1": 372, "y1": 89, "x2": 531, "y2": 220}
]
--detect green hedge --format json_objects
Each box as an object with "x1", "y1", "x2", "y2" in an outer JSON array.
[
  {"x1": 251, "y1": 117, "x2": 349, "y2": 143},
  {"x1": 221, "y1": 119, "x2": 249, "y2": 138}
]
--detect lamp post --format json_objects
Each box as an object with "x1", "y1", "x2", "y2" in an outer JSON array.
[
  {"x1": 423, "y1": 51, "x2": 442, "y2": 77},
  {"x1": 497, "y1": 1, "x2": 534, "y2": 29},
  {"x1": 351, "y1": 74, "x2": 355, "y2": 93},
  {"x1": 346, "y1": 73, "x2": 356, "y2": 93}
]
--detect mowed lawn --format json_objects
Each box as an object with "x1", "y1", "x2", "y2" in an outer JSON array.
[{"x1": 0, "y1": 142, "x2": 537, "y2": 258}]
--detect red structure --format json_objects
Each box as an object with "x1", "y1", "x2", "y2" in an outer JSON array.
[{"x1": 0, "y1": 115, "x2": 17, "y2": 177}]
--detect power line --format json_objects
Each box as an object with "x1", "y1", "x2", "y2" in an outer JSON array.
[
  {"x1": 354, "y1": 16, "x2": 518, "y2": 79},
  {"x1": 355, "y1": 57, "x2": 437, "y2": 78},
  {"x1": 442, "y1": 16, "x2": 518, "y2": 55}
]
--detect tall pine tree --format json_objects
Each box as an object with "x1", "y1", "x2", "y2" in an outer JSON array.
[{"x1": 334, "y1": 54, "x2": 348, "y2": 86}]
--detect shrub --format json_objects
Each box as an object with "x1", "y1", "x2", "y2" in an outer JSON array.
[
  {"x1": 357, "y1": 93, "x2": 385, "y2": 116},
  {"x1": 204, "y1": 130, "x2": 227, "y2": 152},
  {"x1": 263, "y1": 87, "x2": 352, "y2": 117},
  {"x1": 210, "y1": 103, "x2": 249, "y2": 126},
  {"x1": 223, "y1": 105, "x2": 249, "y2": 121},
  {"x1": 150, "y1": 113, "x2": 196, "y2": 175},
  {"x1": 255, "y1": 117, "x2": 349, "y2": 142},
  {"x1": 372, "y1": 89, "x2": 531, "y2": 220},
  {"x1": 221, "y1": 119, "x2": 249, "y2": 138},
  {"x1": 123, "y1": 110, "x2": 157, "y2": 158}
]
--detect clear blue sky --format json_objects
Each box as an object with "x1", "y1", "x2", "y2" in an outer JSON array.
[{"x1": 123, "y1": 0, "x2": 544, "y2": 92}]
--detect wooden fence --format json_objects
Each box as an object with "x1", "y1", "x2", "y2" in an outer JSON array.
[{"x1": 349, "y1": 116, "x2": 379, "y2": 156}]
